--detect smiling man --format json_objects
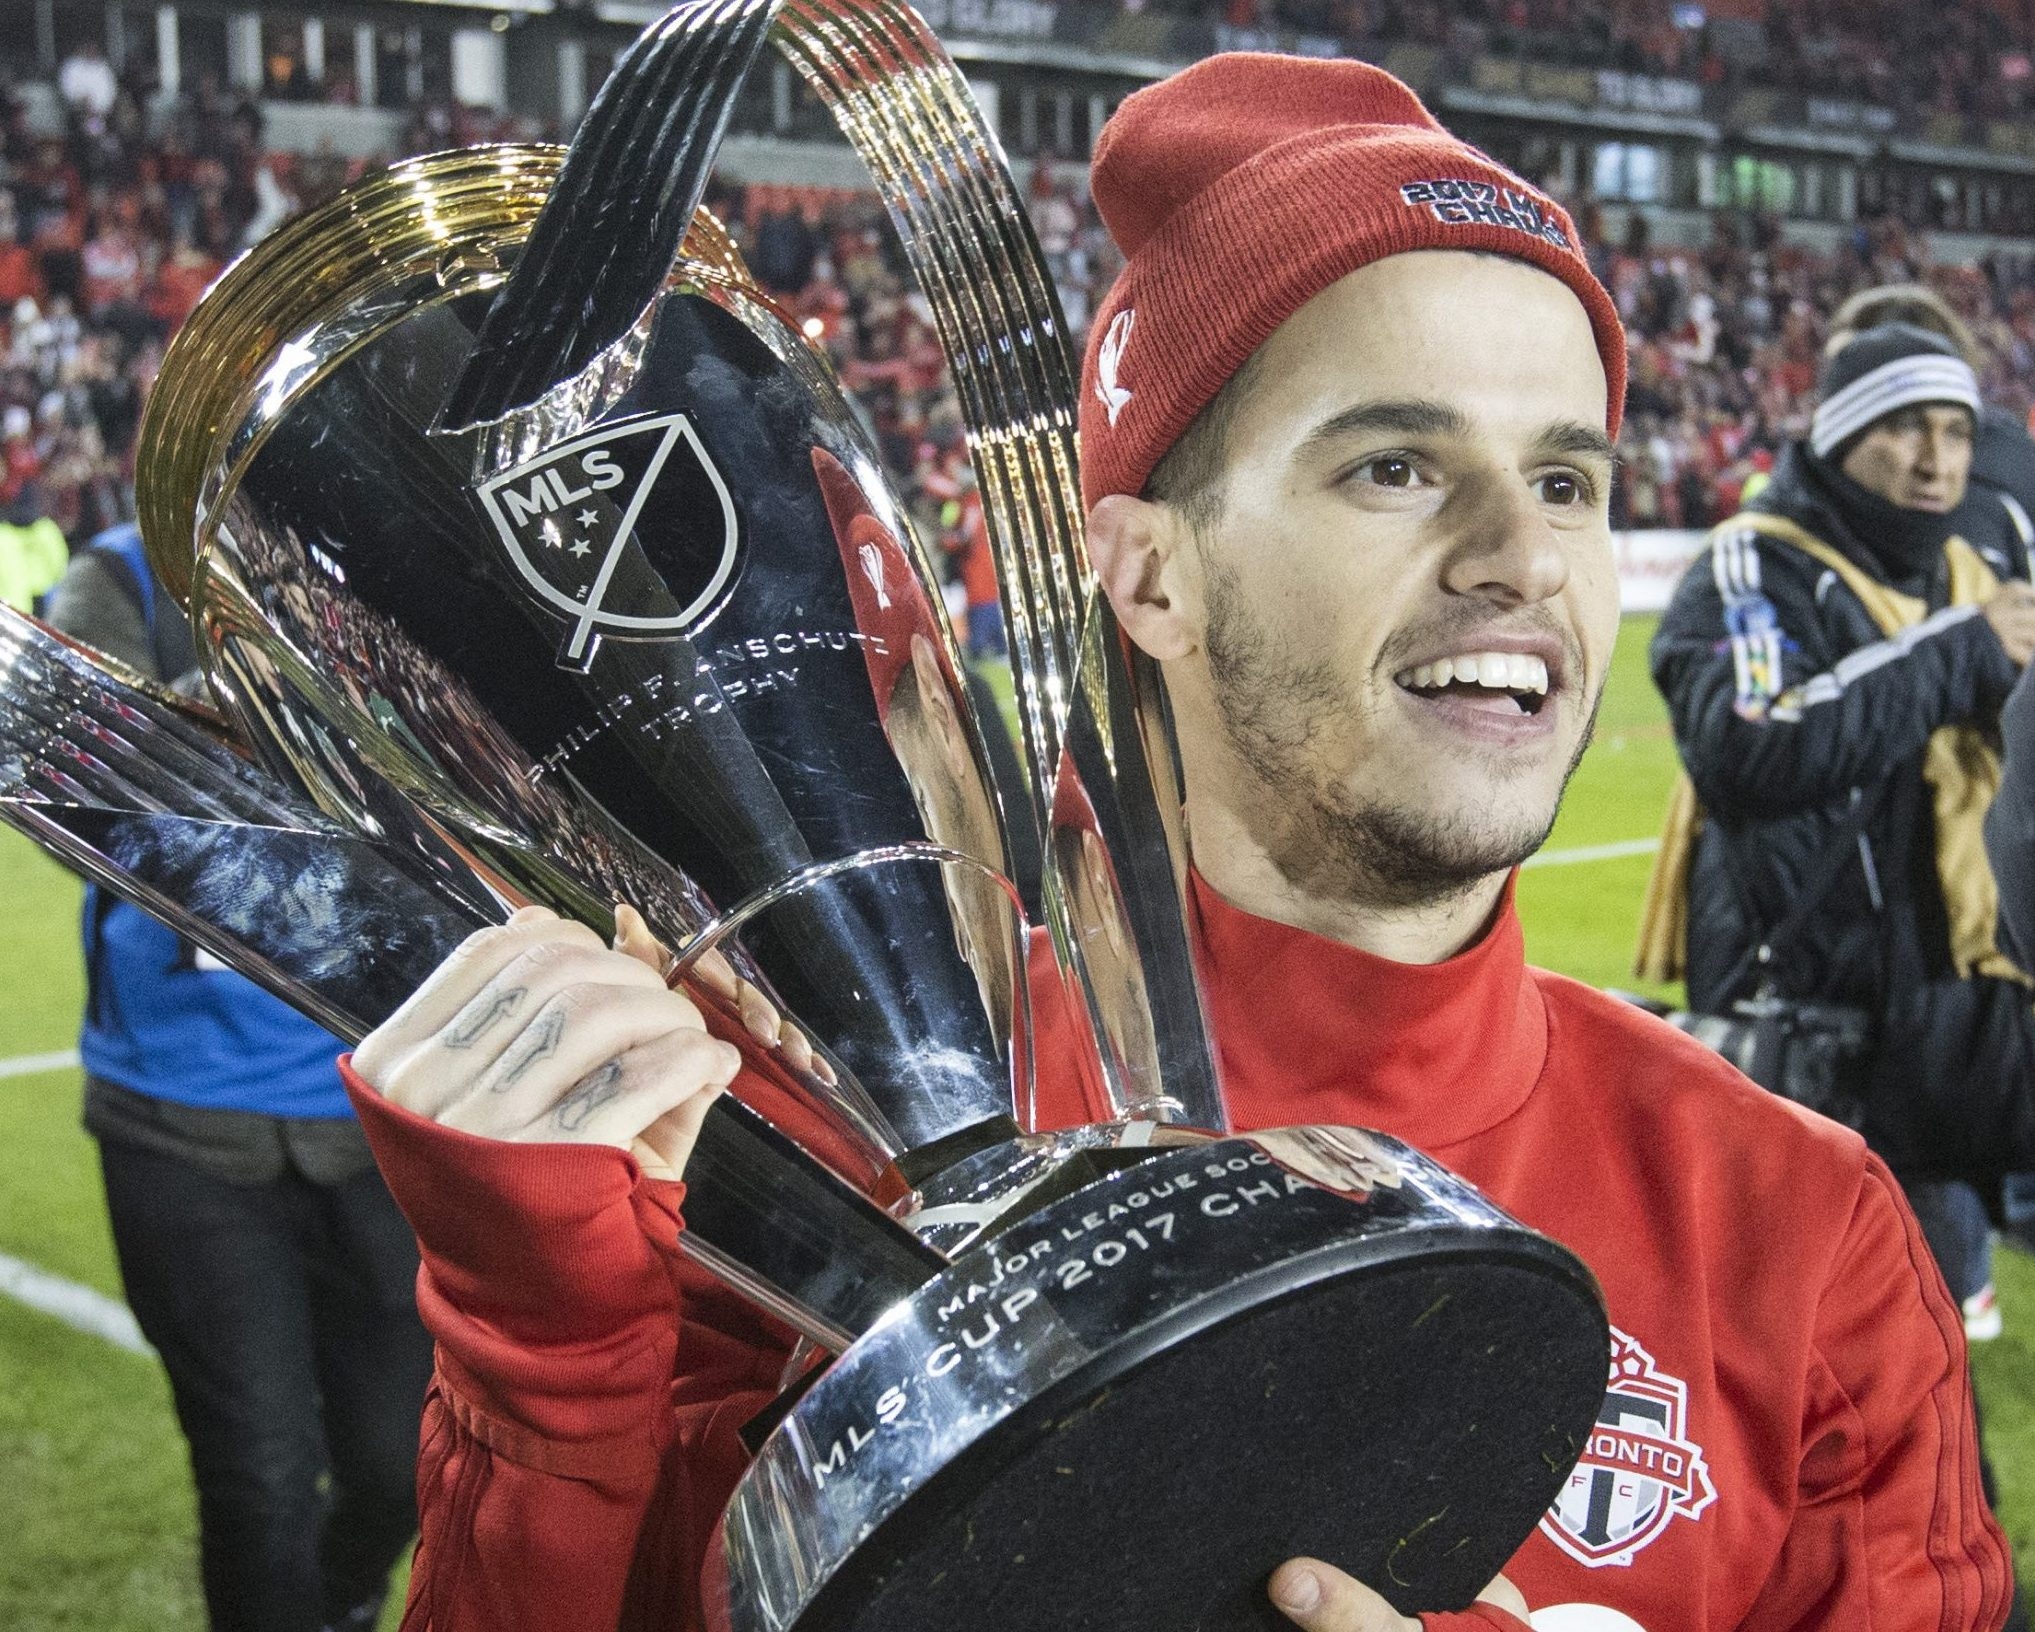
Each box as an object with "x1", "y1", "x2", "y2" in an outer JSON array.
[
  {"x1": 341, "y1": 56, "x2": 2010, "y2": 1632},
  {"x1": 1080, "y1": 255, "x2": 1613, "y2": 951}
]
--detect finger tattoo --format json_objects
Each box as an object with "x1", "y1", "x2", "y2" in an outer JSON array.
[
  {"x1": 554, "y1": 1061, "x2": 625, "y2": 1132},
  {"x1": 498, "y1": 1007, "x2": 567, "y2": 1089},
  {"x1": 443, "y1": 985, "x2": 527, "y2": 1049}
]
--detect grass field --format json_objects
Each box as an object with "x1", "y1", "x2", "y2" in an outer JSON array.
[{"x1": 3, "y1": 613, "x2": 2035, "y2": 1623}]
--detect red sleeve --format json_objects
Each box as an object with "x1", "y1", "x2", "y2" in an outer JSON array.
[
  {"x1": 343, "y1": 1061, "x2": 794, "y2": 1632},
  {"x1": 1740, "y1": 1152, "x2": 2012, "y2": 1632}
]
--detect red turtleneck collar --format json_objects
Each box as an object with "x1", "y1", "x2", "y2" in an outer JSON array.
[{"x1": 1182, "y1": 868, "x2": 1548, "y2": 1152}]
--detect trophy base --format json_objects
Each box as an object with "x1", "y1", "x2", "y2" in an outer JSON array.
[{"x1": 708, "y1": 1129, "x2": 1607, "y2": 1631}]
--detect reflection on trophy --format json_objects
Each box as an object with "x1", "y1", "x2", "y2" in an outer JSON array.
[{"x1": 0, "y1": 0, "x2": 1612, "y2": 1626}]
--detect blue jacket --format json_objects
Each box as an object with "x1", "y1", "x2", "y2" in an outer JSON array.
[{"x1": 77, "y1": 526, "x2": 352, "y2": 1119}]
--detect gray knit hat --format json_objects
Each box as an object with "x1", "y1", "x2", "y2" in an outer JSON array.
[{"x1": 1809, "y1": 322, "x2": 1981, "y2": 458}]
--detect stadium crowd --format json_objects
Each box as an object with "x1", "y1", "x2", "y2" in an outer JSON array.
[
  {"x1": 1193, "y1": 0, "x2": 2035, "y2": 123},
  {"x1": 0, "y1": 60, "x2": 543, "y2": 554},
  {"x1": 11, "y1": 24, "x2": 2035, "y2": 607},
  {"x1": 69, "y1": 0, "x2": 2035, "y2": 126}
]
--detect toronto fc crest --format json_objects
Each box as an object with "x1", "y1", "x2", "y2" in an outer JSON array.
[
  {"x1": 476, "y1": 413, "x2": 740, "y2": 671},
  {"x1": 1541, "y1": 1329, "x2": 1716, "y2": 1568}
]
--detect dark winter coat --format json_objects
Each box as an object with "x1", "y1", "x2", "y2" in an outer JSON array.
[{"x1": 1652, "y1": 443, "x2": 2035, "y2": 1179}]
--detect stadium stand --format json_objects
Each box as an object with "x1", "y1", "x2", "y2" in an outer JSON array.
[{"x1": 10, "y1": 0, "x2": 2035, "y2": 576}]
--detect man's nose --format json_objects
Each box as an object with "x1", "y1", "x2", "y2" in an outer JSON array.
[{"x1": 1440, "y1": 474, "x2": 1571, "y2": 607}]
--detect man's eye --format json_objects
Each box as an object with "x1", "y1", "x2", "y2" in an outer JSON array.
[
  {"x1": 1357, "y1": 456, "x2": 1421, "y2": 489},
  {"x1": 1536, "y1": 471, "x2": 1591, "y2": 506}
]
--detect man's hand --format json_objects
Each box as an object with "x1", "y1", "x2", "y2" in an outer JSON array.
[
  {"x1": 1267, "y1": 1560, "x2": 1529, "y2": 1631},
  {"x1": 351, "y1": 905, "x2": 742, "y2": 1179},
  {"x1": 1983, "y1": 582, "x2": 2035, "y2": 667}
]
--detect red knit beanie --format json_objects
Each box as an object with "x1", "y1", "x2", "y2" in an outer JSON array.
[{"x1": 1077, "y1": 53, "x2": 1628, "y2": 511}]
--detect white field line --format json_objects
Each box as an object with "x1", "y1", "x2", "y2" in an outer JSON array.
[
  {"x1": 0, "y1": 1048, "x2": 80, "y2": 1080},
  {"x1": 0, "y1": 1049, "x2": 152, "y2": 1355},
  {"x1": 1523, "y1": 837, "x2": 1661, "y2": 869},
  {"x1": 0, "y1": 1252, "x2": 153, "y2": 1357}
]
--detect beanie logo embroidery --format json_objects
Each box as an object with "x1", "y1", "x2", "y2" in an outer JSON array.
[
  {"x1": 1096, "y1": 309, "x2": 1136, "y2": 428},
  {"x1": 1399, "y1": 180, "x2": 1571, "y2": 250}
]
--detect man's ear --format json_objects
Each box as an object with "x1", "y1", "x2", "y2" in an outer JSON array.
[{"x1": 1085, "y1": 493, "x2": 1198, "y2": 661}]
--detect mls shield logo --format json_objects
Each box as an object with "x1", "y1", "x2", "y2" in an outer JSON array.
[
  {"x1": 1540, "y1": 1329, "x2": 1716, "y2": 1569},
  {"x1": 477, "y1": 413, "x2": 740, "y2": 671}
]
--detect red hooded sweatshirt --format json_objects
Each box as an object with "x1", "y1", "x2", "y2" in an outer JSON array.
[{"x1": 345, "y1": 875, "x2": 2010, "y2": 1632}]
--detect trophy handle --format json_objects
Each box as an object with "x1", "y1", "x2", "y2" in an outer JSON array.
[
  {"x1": 668, "y1": 842, "x2": 1036, "y2": 1142},
  {"x1": 775, "y1": 0, "x2": 1084, "y2": 795}
]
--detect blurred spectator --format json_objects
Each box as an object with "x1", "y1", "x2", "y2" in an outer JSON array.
[
  {"x1": 752, "y1": 200, "x2": 819, "y2": 295},
  {"x1": 239, "y1": 158, "x2": 298, "y2": 251},
  {"x1": 0, "y1": 194, "x2": 36, "y2": 306},
  {"x1": 81, "y1": 210, "x2": 144, "y2": 322},
  {"x1": 924, "y1": 455, "x2": 1002, "y2": 658},
  {"x1": 56, "y1": 43, "x2": 118, "y2": 128},
  {"x1": 149, "y1": 229, "x2": 222, "y2": 333},
  {"x1": 43, "y1": 521, "x2": 432, "y2": 1632},
  {"x1": 0, "y1": 484, "x2": 65, "y2": 611}
]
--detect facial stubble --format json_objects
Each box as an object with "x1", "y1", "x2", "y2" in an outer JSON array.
[{"x1": 1201, "y1": 559, "x2": 1600, "y2": 912}]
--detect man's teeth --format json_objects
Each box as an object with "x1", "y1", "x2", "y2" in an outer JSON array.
[{"x1": 1393, "y1": 652, "x2": 1550, "y2": 695}]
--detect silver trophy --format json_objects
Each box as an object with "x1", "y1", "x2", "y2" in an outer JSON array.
[{"x1": 0, "y1": 2, "x2": 1614, "y2": 1625}]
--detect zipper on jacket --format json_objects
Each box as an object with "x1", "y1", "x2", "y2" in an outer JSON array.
[
  {"x1": 1858, "y1": 832, "x2": 1884, "y2": 911},
  {"x1": 1845, "y1": 785, "x2": 1885, "y2": 911}
]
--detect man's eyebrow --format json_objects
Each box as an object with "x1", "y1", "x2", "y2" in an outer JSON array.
[
  {"x1": 1298, "y1": 401, "x2": 1617, "y2": 465},
  {"x1": 1529, "y1": 419, "x2": 1617, "y2": 464},
  {"x1": 1299, "y1": 398, "x2": 1471, "y2": 451}
]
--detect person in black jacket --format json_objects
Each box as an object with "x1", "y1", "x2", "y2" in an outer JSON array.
[
  {"x1": 1656, "y1": 328, "x2": 2035, "y2": 1630},
  {"x1": 1821, "y1": 287, "x2": 2035, "y2": 1331},
  {"x1": 1839, "y1": 285, "x2": 2035, "y2": 1278},
  {"x1": 1653, "y1": 323, "x2": 2035, "y2": 1205}
]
